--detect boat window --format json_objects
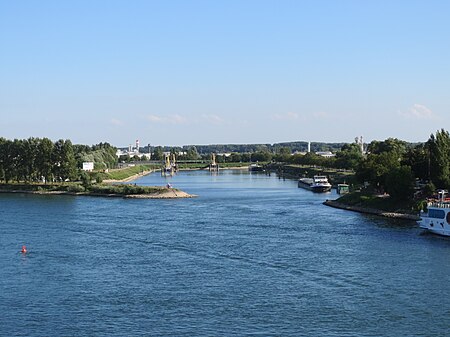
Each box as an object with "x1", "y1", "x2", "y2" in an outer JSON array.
[
  {"x1": 428, "y1": 209, "x2": 445, "y2": 219},
  {"x1": 447, "y1": 212, "x2": 450, "y2": 224}
]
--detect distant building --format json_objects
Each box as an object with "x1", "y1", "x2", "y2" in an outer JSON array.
[
  {"x1": 315, "y1": 151, "x2": 335, "y2": 158},
  {"x1": 116, "y1": 139, "x2": 151, "y2": 159}
]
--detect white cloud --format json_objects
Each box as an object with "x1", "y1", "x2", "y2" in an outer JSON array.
[
  {"x1": 399, "y1": 104, "x2": 435, "y2": 119},
  {"x1": 146, "y1": 114, "x2": 188, "y2": 124},
  {"x1": 147, "y1": 115, "x2": 164, "y2": 123},
  {"x1": 171, "y1": 114, "x2": 187, "y2": 124},
  {"x1": 272, "y1": 112, "x2": 300, "y2": 121},
  {"x1": 313, "y1": 111, "x2": 328, "y2": 119},
  {"x1": 272, "y1": 111, "x2": 329, "y2": 121},
  {"x1": 110, "y1": 118, "x2": 123, "y2": 126},
  {"x1": 202, "y1": 114, "x2": 225, "y2": 125}
]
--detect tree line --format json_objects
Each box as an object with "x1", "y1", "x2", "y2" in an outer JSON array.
[
  {"x1": 0, "y1": 138, "x2": 117, "y2": 183},
  {"x1": 2, "y1": 129, "x2": 449, "y2": 201}
]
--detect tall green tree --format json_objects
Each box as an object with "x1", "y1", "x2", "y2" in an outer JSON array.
[
  {"x1": 0, "y1": 139, "x2": 15, "y2": 183},
  {"x1": 356, "y1": 140, "x2": 404, "y2": 191},
  {"x1": 152, "y1": 146, "x2": 163, "y2": 161},
  {"x1": 186, "y1": 146, "x2": 200, "y2": 160},
  {"x1": 427, "y1": 129, "x2": 450, "y2": 188},
  {"x1": 368, "y1": 138, "x2": 406, "y2": 156},
  {"x1": 402, "y1": 143, "x2": 429, "y2": 182},
  {"x1": 36, "y1": 138, "x2": 54, "y2": 183},
  {"x1": 385, "y1": 165, "x2": 415, "y2": 200},
  {"x1": 53, "y1": 139, "x2": 77, "y2": 181},
  {"x1": 335, "y1": 143, "x2": 363, "y2": 170}
]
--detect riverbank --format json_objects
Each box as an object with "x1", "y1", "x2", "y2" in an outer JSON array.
[
  {"x1": 0, "y1": 183, "x2": 195, "y2": 199},
  {"x1": 0, "y1": 188, "x2": 194, "y2": 199},
  {"x1": 323, "y1": 199, "x2": 420, "y2": 221}
]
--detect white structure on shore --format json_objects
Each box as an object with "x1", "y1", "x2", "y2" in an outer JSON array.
[
  {"x1": 116, "y1": 139, "x2": 151, "y2": 159},
  {"x1": 355, "y1": 136, "x2": 365, "y2": 154},
  {"x1": 82, "y1": 162, "x2": 94, "y2": 171}
]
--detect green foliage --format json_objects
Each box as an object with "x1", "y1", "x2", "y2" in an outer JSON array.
[
  {"x1": 103, "y1": 165, "x2": 156, "y2": 181},
  {"x1": 288, "y1": 152, "x2": 335, "y2": 168},
  {"x1": 385, "y1": 166, "x2": 415, "y2": 200},
  {"x1": 251, "y1": 151, "x2": 272, "y2": 162},
  {"x1": 335, "y1": 143, "x2": 363, "y2": 170},
  {"x1": 427, "y1": 129, "x2": 450, "y2": 188},
  {"x1": 0, "y1": 137, "x2": 79, "y2": 184},
  {"x1": 402, "y1": 144, "x2": 428, "y2": 181},
  {"x1": 337, "y1": 190, "x2": 416, "y2": 213},
  {"x1": 67, "y1": 184, "x2": 85, "y2": 193},
  {"x1": 356, "y1": 151, "x2": 401, "y2": 189},
  {"x1": 80, "y1": 171, "x2": 91, "y2": 189},
  {"x1": 423, "y1": 182, "x2": 436, "y2": 196},
  {"x1": 95, "y1": 174, "x2": 103, "y2": 184},
  {"x1": 355, "y1": 137, "x2": 411, "y2": 192},
  {"x1": 186, "y1": 146, "x2": 200, "y2": 160},
  {"x1": 53, "y1": 139, "x2": 78, "y2": 181},
  {"x1": 185, "y1": 141, "x2": 346, "y2": 155},
  {"x1": 367, "y1": 138, "x2": 407, "y2": 156},
  {"x1": 89, "y1": 184, "x2": 163, "y2": 195},
  {"x1": 152, "y1": 146, "x2": 163, "y2": 161}
]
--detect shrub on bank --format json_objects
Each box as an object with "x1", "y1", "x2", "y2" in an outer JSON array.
[{"x1": 88, "y1": 184, "x2": 163, "y2": 195}]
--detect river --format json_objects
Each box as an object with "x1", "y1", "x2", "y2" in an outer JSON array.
[{"x1": 1, "y1": 169, "x2": 449, "y2": 336}]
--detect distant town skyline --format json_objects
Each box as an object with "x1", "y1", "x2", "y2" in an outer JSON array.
[{"x1": 1, "y1": 1, "x2": 449, "y2": 147}]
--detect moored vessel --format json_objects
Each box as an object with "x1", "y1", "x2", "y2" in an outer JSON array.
[
  {"x1": 298, "y1": 175, "x2": 332, "y2": 193},
  {"x1": 248, "y1": 163, "x2": 264, "y2": 172},
  {"x1": 418, "y1": 190, "x2": 450, "y2": 236}
]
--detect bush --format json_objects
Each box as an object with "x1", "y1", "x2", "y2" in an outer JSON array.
[
  {"x1": 95, "y1": 174, "x2": 103, "y2": 184},
  {"x1": 67, "y1": 184, "x2": 85, "y2": 193}
]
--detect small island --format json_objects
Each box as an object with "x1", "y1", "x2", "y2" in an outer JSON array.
[{"x1": 0, "y1": 182, "x2": 195, "y2": 199}]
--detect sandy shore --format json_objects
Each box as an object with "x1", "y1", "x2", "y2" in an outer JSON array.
[
  {"x1": 323, "y1": 200, "x2": 420, "y2": 221},
  {"x1": 125, "y1": 189, "x2": 195, "y2": 199}
]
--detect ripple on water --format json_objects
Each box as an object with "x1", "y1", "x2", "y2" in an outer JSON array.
[{"x1": 1, "y1": 171, "x2": 450, "y2": 336}]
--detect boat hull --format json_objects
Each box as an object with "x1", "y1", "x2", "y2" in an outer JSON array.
[
  {"x1": 298, "y1": 177, "x2": 331, "y2": 193},
  {"x1": 311, "y1": 185, "x2": 332, "y2": 193},
  {"x1": 418, "y1": 202, "x2": 450, "y2": 236}
]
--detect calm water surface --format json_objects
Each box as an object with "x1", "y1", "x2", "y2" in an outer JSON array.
[{"x1": 1, "y1": 170, "x2": 450, "y2": 336}]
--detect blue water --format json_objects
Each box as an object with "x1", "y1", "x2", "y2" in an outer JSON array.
[{"x1": 1, "y1": 170, "x2": 450, "y2": 336}]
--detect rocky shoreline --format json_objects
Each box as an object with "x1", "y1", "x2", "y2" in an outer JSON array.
[{"x1": 323, "y1": 199, "x2": 420, "y2": 221}]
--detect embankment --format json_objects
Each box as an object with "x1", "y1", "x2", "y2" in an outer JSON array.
[{"x1": 323, "y1": 199, "x2": 420, "y2": 221}]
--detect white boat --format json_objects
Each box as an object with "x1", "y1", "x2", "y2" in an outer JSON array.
[
  {"x1": 298, "y1": 175, "x2": 332, "y2": 193},
  {"x1": 418, "y1": 190, "x2": 450, "y2": 236},
  {"x1": 248, "y1": 163, "x2": 264, "y2": 172}
]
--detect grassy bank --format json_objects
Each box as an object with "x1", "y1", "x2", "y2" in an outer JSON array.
[
  {"x1": 0, "y1": 181, "x2": 185, "y2": 197},
  {"x1": 100, "y1": 164, "x2": 159, "y2": 181},
  {"x1": 336, "y1": 190, "x2": 419, "y2": 214}
]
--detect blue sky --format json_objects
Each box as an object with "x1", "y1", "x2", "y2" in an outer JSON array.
[{"x1": 1, "y1": 1, "x2": 449, "y2": 147}]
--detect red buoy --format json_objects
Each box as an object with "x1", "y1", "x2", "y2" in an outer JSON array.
[{"x1": 21, "y1": 245, "x2": 27, "y2": 253}]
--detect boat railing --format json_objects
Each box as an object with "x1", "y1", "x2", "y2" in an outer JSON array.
[{"x1": 427, "y1": 201, "x2": 450, "y2": 208}]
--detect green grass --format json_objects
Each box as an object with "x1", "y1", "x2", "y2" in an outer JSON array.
[
  {"x1": 0, "y1": 182, "x2": 83, "y2": 192},
  {"x1": 0, "y1": 181, "x2": 169, "y2": 196},
  {"x1": 101, "y1": 164, "x2": 158, "y2": 180},
  {"x1": 336, "y1": 190, "x2": 419, "y2": 214},
  {"x1": 88, "y1": 184, "x2": 165, "y2": 195}
]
